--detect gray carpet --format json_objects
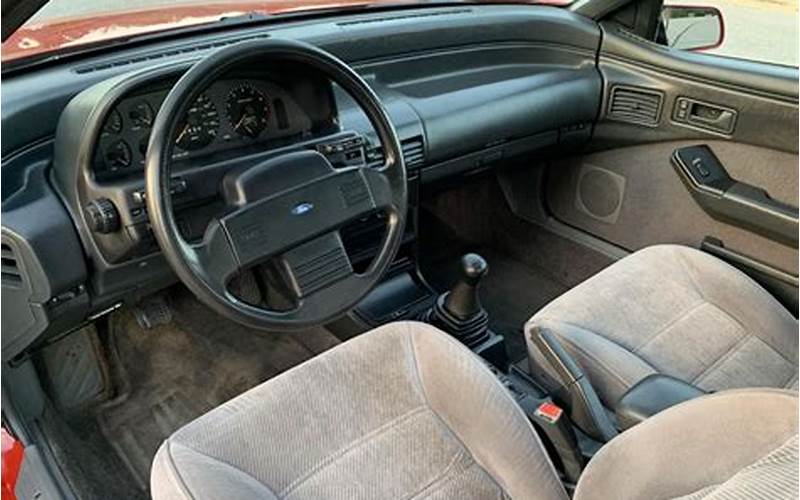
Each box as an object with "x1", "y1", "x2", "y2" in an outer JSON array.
[{"x1": 96, "y1": 289, "x2": 340, "y2": 493}]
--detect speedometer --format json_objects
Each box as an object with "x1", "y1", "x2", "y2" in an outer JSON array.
[
  {"x1": 175, "y1": 94, "x2": 219, "y2": 151},
  {"x1": 226, "y1": 83, "x2": 269, "y2": 138}
]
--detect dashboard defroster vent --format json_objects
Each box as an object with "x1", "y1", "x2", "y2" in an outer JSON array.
[
  {"x1": 75, "y1": 33, "x2": 271, "y2": 74},
  {"x1": 367, "y1": 135, "x2": 425, "y2": 172},
  {"x1": 1, "y1": 242, "x2": 23, "y2": 287},
  {"x1": 607, "y1": 86, "x2": 663, "y2": 126},
  {"x1": 337, "y1": 9, "x2": 472, "y2": 26}
]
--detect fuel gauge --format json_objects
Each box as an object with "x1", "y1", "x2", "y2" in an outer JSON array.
[
  {"x1": 105, "y1": 140, "x2": 132, "y2": 170},
  {"x1": 103, "y1": 109, "x2": 123, "y2": 135},
  {"x1": 129, "y1": 100, "x2": 154, "y2": 129}
]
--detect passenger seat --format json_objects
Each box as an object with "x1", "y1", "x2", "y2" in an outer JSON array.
[{"x1": 526, "y1": 244, "x2": 798, "y2": 416}]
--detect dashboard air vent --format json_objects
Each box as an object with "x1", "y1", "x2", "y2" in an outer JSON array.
[
  {"x1": 75, "y1": 33, "x2": 270, "y2": 74},
  {"x1": 608, "y1": 86, "x2": 663, "y2": 126},
  {"x1": 367, "y1": 136, "x2": 425, "y2": 171},
  {"x1": 401, "y1": 137, "x2": 425, "y2": 170},
  {"x1": 1, "y1": 242, "x2": 23, "y2": 287}
]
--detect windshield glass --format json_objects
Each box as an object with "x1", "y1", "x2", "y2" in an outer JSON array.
[{"x1": 1, "y1": 0, "x2": 571, "y2": 65}]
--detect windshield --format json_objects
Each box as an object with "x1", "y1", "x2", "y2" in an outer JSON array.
[{"x1": 0, "y1": 0, "x2": 571, "y2": 65}]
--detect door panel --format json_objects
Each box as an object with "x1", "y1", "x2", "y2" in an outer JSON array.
[
  {"x1": 544, "y1": 23, "x2": 798, "y2": 307},
  {"x1": 593, "y1": 26, "x2": 798, "y2": 153},
  {"x1": 547, "y1": 140, "x2": 797, "y2": 274}
]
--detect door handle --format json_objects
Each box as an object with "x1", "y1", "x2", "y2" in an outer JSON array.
[
  {"x1": 690, "y1": 103, "x2": 734, "y2": 127},
  {"x1": 673, "y1": 97, "x2": 737, "y2": 134}
]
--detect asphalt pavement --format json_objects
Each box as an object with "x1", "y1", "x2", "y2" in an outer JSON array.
[{"x1": 671, "y1": 0, "x2": 798, "y2": 67}]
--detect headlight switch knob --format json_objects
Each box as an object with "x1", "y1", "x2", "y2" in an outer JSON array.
[{"x1": 85, "y1": 198, "x2": 120, "y2": 234}]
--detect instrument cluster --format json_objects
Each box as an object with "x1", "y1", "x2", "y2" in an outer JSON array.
[{"x1": 94, "y1": 78, "x2": 324, "y2": 180}]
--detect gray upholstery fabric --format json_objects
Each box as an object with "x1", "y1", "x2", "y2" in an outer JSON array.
[
  {"x1": 574, "y1": 389, "x2": 799, "y2": 500},
  {"x1": 151, "y1": 319, "x2": 799, "y2": 499},
  {"x1": 526, "y1": 244, "x2": 798, "y2": 408},
  {"x1": 150, "y1": 321, "x2": 567, "y2": 500},
  {"x1": 675, "y1": 435, "x2": 798, "y2": 500}
]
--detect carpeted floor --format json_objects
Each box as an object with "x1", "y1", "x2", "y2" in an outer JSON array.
[
  {"x1": 419, "y1": 176, "x2": 615, "y2": 362},
  {"x1": 422, "y1": 247, "x2": 569, "y2": 361},
  {"x1": 95, "y1": 288, "x2": 341, "y2": 494}
]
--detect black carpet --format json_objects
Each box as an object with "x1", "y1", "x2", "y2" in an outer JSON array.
[
  {"x1": 424, "y1": 247, "x2": 570, "y2": 362},
  {"x1": 419, "y1": 176, "x2": 614, "y2": 362}
]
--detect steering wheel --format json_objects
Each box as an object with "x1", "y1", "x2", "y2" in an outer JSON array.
[{"x1": 145, "y1": 39, "x2": 407, "y2": 331}]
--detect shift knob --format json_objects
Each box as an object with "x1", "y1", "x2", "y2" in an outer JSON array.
[
  {"x1": 444, "y1": 253, "x2": 488, "y2": 321},
  {"x1": 422, "y1": 253, "x2": 491, "y2": 348},
  {"x1": 460, "y1": 253, "x2": 488, "y2": 285}
]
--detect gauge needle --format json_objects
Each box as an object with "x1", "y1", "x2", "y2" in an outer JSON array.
[
  {"x1": 234, "y1": 114, "x2": 250, "y2": 133},
  {"x1": 176, "y1": 124, "x2": 190, "y2": 144}
]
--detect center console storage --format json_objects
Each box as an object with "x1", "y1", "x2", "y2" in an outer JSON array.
[{"x1": 354, "y1": 271, "x2": 434, "y2": 324}]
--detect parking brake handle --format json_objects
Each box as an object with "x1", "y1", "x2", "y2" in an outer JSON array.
[{"x1": 529, "y1": 327, "x2": 618, "y2": 443}]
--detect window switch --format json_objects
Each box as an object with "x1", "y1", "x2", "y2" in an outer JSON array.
[{"x1": 692, "y1": 158, "x2": 710, "y2": 177}]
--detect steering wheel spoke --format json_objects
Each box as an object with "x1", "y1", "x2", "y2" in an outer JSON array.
[
  {"x1": 279, "y1": 231, "x2": 354, "y2": 299},
  {"x1": 361, "y1": 165, "x2": 396, "y2": 210},
  {"x1": 189, "y1": 219, "x2": 241, "y2": 293}
]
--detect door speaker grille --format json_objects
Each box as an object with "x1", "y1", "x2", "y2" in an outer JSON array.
[{"x1": 575, "y1": 165, "x2": 626, "y2": 224}]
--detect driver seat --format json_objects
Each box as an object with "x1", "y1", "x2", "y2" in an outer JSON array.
[{"x1": 151, "y1": 322, "x2": 798, "y2": 500}]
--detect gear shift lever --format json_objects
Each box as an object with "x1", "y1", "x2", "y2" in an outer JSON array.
[
  {"x1": 423, "y1": 253, "x2": 491, "y2": 348},
  {"x1": 444, "y1": 254, "x2": 488, "y2": 320}
]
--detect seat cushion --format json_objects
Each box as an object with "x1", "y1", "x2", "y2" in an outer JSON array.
[
  {"x1": 574, "y1": 389, "x2": 798, "y2": 500},
  {"x1": 151, "y1": 321, "x2": 567, "y2": 500},
  {"x1": 526, "y1": 245, "x2": 798, "y2": 408}
]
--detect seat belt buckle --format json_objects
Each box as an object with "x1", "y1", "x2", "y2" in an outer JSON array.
[
  {"x1": 534, "y1": 401, "x2": 564, "y2": 424},
  {"x1": 528, "y1": 398, "x2": 584, "y2": 483}
]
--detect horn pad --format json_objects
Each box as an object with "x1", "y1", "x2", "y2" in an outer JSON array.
[{"x1": 222, "y1": 150, "x2": 335, "y2": 206}]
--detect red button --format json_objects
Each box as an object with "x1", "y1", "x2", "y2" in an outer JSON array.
[
  {"x1": 535, "y1": 401, "x2": 563, "y2": 423},
  {"x1": 2, "y1": 428, "x2": 24, "y2": 500}
]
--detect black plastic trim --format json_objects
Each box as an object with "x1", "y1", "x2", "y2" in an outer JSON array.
[
  {"x1": 673, "y1": 145, "x2": 798, "y2": 246},
  {"x1": 616, "y1": 374, "x2": 705, "y2": 431}
]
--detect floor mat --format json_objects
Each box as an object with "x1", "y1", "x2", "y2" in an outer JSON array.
[{"x1": 96, "y1": 288, "x2": 340, "y2": 492}]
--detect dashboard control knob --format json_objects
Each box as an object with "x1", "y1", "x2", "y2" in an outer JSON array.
[{"x1": 85, "y1": 198, "x2": 120, "y2": 234}]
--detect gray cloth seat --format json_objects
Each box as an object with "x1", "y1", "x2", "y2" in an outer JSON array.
[
  {"x1": 576, "y1": 388, "x2": 798, "y2": 500},
  {"x1": 526, "y1": 244, "x2": 798, "y2": 409},
  {"x1": 151, "y1": 321, "x2": 798, "y2": 499}
]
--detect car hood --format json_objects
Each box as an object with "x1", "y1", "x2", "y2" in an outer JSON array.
[{"x1": 1, "y1": 1, "x2": 376, "y2": 62}]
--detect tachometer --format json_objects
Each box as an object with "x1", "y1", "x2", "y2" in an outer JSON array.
[
  {"x1": 226, "y1": 83, "x2": 269, "y2": 138},
  {"x1": 175, "y1": 94, "x2": 219, "y2": 151}
]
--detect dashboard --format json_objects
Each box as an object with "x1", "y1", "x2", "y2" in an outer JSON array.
[
  {"x1": 1, "y1": 5, "x2": 605, "y2": 360},
  {"x1": 94, "y1": 70, "x2": 338, "y2": 181},
  {"x1": 59, "y1": 63, "x2": 382, "y2": 269}
]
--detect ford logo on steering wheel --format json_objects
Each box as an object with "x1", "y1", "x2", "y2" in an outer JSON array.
[{"x1": 291, "y1": 202, "x2": 314, "y2": 216}]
